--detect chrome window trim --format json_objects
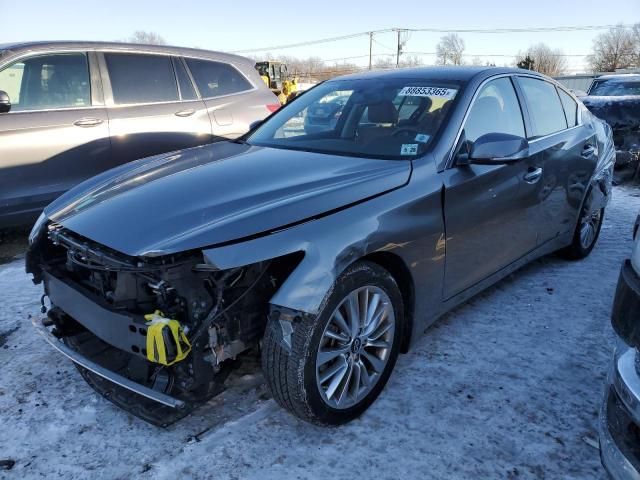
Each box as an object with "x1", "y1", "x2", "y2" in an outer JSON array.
[
  {"x1": 528, "y1": 124, "x2": 582, "y2": 144},
  {"x1": 0, "y1": 50, "x2": 94, "y2": 114},
  {"x1": 0, "y1": 105, "x2": 103, "y2": 115},
  {"x1": 447, "y1": 73, "x2": 584, "y2": 169}
]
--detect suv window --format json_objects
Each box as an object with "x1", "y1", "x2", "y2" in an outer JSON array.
[
  {"x1": 558, "y1": 89, "x2": 578, "y2": 127},
  {"x1": 463, "y1": 77, "x2": 525, "y2": 143},
  {"x1": 185, "y1": 58, "x2": 252, "y2": 98},
  {"x1": 518, "y1": 77, "x2": 567, "y2": 137},
  {"x1": 0, "y1": 53, "x2": 90, "y2": 111},
  {"x1": 105, "y1": 53, "x2": 178, "y2": 105}
]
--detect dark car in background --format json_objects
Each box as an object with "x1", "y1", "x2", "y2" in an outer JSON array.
[
  {"x1": 27, "y1": 67, "x2": 614, "y2": 427},
  {"x1": 303, "y1": 93, "x2": 350, "y2": 134},
  {"x1": 582, "y1": 74, "x2": 640, "y2": 183},
  {"x1": 0, "y1": 41, "x2": 279, "y2": 227},
  {"x1": 601, "y1": 213, "x2": 640, "y2": 479}
]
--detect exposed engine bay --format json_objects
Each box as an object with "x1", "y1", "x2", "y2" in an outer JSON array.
[{"x1": 26, "y1": 223, "x2": 300, "y2": 426}]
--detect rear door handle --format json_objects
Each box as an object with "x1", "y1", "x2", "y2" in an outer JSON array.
[
  {"x1": 523, "y1": 167, "x2": 543, "y2": 183},
  {"x1": 175, "y1": 109, "x2": 196, "y2": 117},
  {"x1": 74, "y1": 117, "x2": 103, "y2": 127},
  {"x1": 582, "y1": 144, "x2": 597, "y2": 158}
]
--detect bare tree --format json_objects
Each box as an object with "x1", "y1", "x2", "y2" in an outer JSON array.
[
  {"x1": 588, "y1": 24, "x2": 636, "y2": 72},
  {"x1": 399, "y1": 55, "x2": 423, "y2": 68},
  {"x1": 128, "y1": 31, "x2": 166, "y2": 45},
  {"x1": 633, "y1": 23, "x2": 640, "y2": 65},
  {"x1": 515, "y1": 43, "x2": 568, "y2": 76},
  {"x1": 436, "y1": 34, "x2": 465, "y2": 65},
  {"x1": 374, "y1": 56, "x2": 395, "y2": 69}
]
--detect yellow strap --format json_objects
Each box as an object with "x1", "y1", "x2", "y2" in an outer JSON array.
[{"x1": 144, "y1": 310, "x2": 192, "y2": 366}]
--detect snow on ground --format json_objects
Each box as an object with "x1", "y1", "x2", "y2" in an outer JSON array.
[{"x1": 1, "y1": 187, "x2": 639, "y2": 480}]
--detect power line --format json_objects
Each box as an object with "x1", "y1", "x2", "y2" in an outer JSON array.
[
  {"x1": 231, "y1": 24, "x2": 634, "y2": 53},
  {"x1": 231, "y1": 30, "x2": 393, "y2": 53},
  {"x1": 404, "y1": 24, "x2": 632, "y2": 34},
  {"x1": 372, "y1": 38, "x2": 396, "y2": 51}
]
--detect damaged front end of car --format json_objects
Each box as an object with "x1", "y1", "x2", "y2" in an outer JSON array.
[
  {"x1": 26, "y1": 222, "x2": 302, "y2": 426},
  {"x1": 582, "y1": 95, "x2": 640, "y2": 184}
]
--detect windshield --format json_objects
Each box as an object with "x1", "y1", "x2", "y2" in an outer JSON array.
[
  {"x1": 248, "y1": 78, "x2": 460, "y2": 159},
  {"x1": 589, "y1": 79, "x2": 640, "y2": 96}
]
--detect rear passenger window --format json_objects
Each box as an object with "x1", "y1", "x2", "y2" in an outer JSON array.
[
  {"x1": 463, "y1": 77, "x2": 525, "y2": 143},
  {"x1": 518, "y1": 77, "x2": 567, "y2": 137},
  {"x1": 558, "y1": 89, "x2": 578, "y2": 127},
  {"x1": 185, "y1": 59, "x2": 252, "y2": 98},
  {"x1": 105, "y1": 53, "x2": 178, "y2": 105}
]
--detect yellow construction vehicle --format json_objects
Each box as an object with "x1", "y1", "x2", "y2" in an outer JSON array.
[{"x1": 255, "y1": 61, "x2": 298, "y2": 104}]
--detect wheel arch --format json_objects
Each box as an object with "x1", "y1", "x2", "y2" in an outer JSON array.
[{"x1": 360, "y1": 251, "x2": 415, "y2": 353}]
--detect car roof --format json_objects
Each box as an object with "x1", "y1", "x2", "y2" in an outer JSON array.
[
  {"x1": 595, "y1": 73, "x2": 640, "y2": 82},
  {"x1": 330, "y1": 66, "x2": 544, "y2": 83},
  {"x1": 0, "y1": 40, "x2": 252, "y2": 65}
]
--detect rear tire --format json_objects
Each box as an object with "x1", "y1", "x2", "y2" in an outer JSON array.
[
  {"x1": 560, "y1": 189, "x2": 604, "y2": 260},
  {"x1": 262, "y1": 261, "x2": 404, "y2": 425}
]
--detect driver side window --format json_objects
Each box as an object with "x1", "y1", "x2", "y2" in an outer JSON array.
[
  {"x1": 463, "y1": 77, "x2": 525, "y2": 143},
  {"x1": 0, "y1": 53, "x2": 91, "y2": 112}
]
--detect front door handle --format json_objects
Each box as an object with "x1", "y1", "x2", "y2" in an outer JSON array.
[
  {"x1": 74, "y1": 117, "x2": 103, "y2": 127},
  {"x1": 175, "y1": 109, "x2": 196, "y2": 117},
  {"x1": 582, "y1": 144, "x2": 597, "y2": 158},
  {"x1": 523, "y1": 167, "x2": 543, "y2": 183}
]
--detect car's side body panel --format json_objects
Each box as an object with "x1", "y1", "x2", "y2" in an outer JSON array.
[{"x1": 203, "y1": 155, "x2": 445, "y2": 342}]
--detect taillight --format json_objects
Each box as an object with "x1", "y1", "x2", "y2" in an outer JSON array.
[{"x1": 266, "y1": 104, "x2": 281, "y2": 113}]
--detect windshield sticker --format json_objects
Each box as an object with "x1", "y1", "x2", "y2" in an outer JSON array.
[
  {"x1": 401, "y1": 144, "x2": 419, "y2": 156},
  {"x1": 414, "y1": 133, "x2": 431, "y2": 143},
  {"x1": 398, "y1": 87, "x2": 457, "y2": 99}
]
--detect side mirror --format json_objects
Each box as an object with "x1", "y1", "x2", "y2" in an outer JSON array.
[
  {"x1": 0, "y1": 91, "x2": 10, "y2": 114},
  {"x1": 463, "y1": 133, "x2": 529, "y2": 165}
]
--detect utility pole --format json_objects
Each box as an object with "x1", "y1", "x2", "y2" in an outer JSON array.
[
  {"x1": 396, "y1": 29, "x2": 401, "y2": 68},
  {"x1": 369, "y1": 32, "x2": 373, "y2": 70},
  {"x1": 395, "y1": 29, "x2": 408, "y2": 68}
]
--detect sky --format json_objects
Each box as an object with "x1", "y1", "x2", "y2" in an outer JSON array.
[{"x1": 1, "y1": 0, "x2": 639, "y2": 73}]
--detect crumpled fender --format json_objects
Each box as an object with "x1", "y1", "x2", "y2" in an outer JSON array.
[
  {"x1": 202, "y1": 159, "x2": 445, "y2": 324},
  {"x1": 590, "y1": 115, "x2": 616, "y2": 209}
]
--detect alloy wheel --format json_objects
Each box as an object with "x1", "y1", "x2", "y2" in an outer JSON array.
[
  {"x1": 580, "y1": 208, "x2": 602, "y2": 250},
  {"x1": 315, "y1": 286, "x2": 395, "y2": 409}
]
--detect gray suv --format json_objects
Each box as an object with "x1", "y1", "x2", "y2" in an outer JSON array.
[{"x1": 0, "y1": 41, "x2": 279, "y2": 227}]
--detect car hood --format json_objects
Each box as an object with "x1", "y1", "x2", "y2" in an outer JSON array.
[
  {"x1": 582, "y1": 95, "x2": 640, "y2": 130},
  {"x1": 45, "y1": 142, "x2": 411, "y2": 257}
]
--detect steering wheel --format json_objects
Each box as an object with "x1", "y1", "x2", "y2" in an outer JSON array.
[{"x1": 391, "y1": 127, "x2": 420, "y2": 138}]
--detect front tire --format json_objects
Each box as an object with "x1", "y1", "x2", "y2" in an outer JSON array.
[{"x1": 262, "y1": 261, "x2": 404, "y2": 425}]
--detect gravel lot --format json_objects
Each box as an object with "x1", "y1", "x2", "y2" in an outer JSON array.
[{"x1": 1, "y1": 186, "x2": 638, "y2": 480}]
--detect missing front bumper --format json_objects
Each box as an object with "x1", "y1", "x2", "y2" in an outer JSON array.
[{"x1": 32, "y1": 316, "x2": 185, "y2": 409}]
